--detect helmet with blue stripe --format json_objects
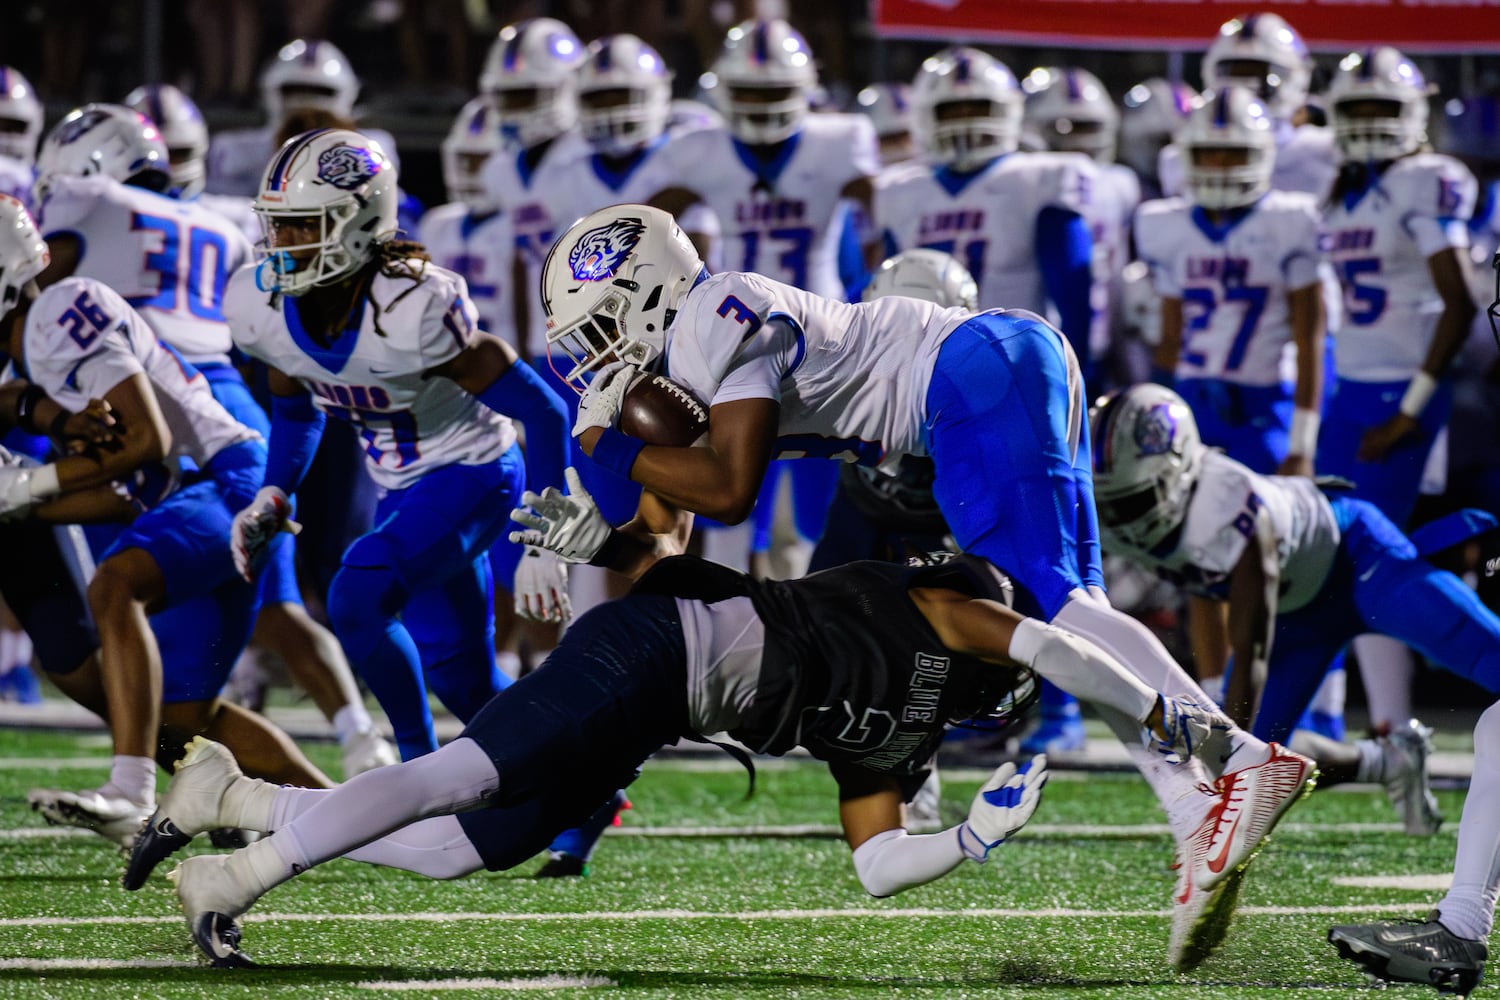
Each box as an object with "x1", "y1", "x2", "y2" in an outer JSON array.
[
  {"x1": 1023, "y1": 66, "x2": 1119, "y2": 163},
  {"x1": 1329, "y1": 47, "x2": 1431, "y2": 162},
  {"x1": 480, "y1": 18, "x2": 584, "y2": 148},
  {"x1": 912, "y1": 47, "x2": 1023, "y2": 171},
  {"x1": 1180, "y1": 85, "x2": 1275, "y2": 210},
  {"x1": 1089, "y1": 383, "x2": 1204, "y2": 553},
  {"x1": 34, "y1": 104, "x2": 170, "y2": 203},
  {"x1": 260, "y1": 39, "x2": 360, "y2": 125},
  {"x1": 711, "y1": 19, "x2": 818, "y2": 145},
  {"x1": 0, "y1": 67, "x2": 42, "y2": 166},
  {"x1": 123, "y1": 84, "x2": 210, "y2": 197},
  {"x1": 577, "y1": 34, "x2": 672, "y2": 156}
]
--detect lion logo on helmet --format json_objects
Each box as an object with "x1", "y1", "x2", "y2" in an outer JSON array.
[
  {"x1": 568, "y1": 218, "x2": 646, "y2": 282},
  {"x1": 317, "y1": 144, "x2": 382, "y2": 191},
  {"x1": 1134, "y1": 402, "x2": 1179, "y2": 456}
]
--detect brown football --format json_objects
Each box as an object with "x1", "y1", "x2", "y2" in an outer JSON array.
[{"x1": 618, "y1": 372, "x2": 710, "y2": 447}]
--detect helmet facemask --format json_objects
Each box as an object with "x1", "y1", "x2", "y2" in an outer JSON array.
[
  {"x1": 1090, "y1": 388, "x2": 1205, "y2": 552},
  {"x1": 489, "y1": 83, "x2": 576, "y2": 148},
  {"x1": 579, "y1": 85, "x2": 669, "y2": 156},
  {"x1": 926, "y1": 97, "x2": 1020, "y2": 171},
  {"x1": 255, "y1": 195, "x2": 368, "y2": 296},
  {"x1": 546, "y1": 280, "x2": 663, "y2": 391},
  {"x1": 1186, "y1": 141, "x2": 1272, "y2": 210},
  {"x1": 1334, "y1": 96, "x2": 1426, "y2": 162}
]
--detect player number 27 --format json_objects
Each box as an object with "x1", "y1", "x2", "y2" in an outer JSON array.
[{"x1": 1180, "y1": 284, "x2": 1268, "y2": 371}]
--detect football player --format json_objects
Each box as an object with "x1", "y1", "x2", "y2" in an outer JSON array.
[
  {"x1": 855, "y1": 82, "x2": 917, "y2": 167},
  {"x1": 1134, "y1": 88, "x2": 1327, "y2": 713},
  {"x1": 226, "y1": 130, "x2": 571, "y2": 765},
  {"x1": 205, "y1": 39, "x2": 401, "y2": 199},
  {"x1": 0, "y1": 196, "x2": 326, "y2": 839},
  {"x1": 528, "y1": 203, "x2": 1316, "y2": 968},
  {"x1": 30, "y1": 104, "x2": 395, "y2": 779},
  {"x1": 0, "y1": 66, "x2": 42, "y2": 204},
  {"x1": 143, "y1": 547, "x2": 1225, "y2": 969},
  {"x1": 651, "y1": 19, "x2": 882, "y2": 580},
  {"x1": 1320, "y1": 47, "x2": 1479, "y2": 734},
  {"x1": 1090, "y1": 383, "x2": 1498, "y2": 811},
  {"x1": 1159, "y1": 13, "x2": 1338, "y2": 201},
  {"x1": 1119, "y1": 77, "x2": 1196, "y2": 202}
]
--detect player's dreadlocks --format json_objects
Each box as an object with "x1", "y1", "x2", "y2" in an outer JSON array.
[{"x1": 365, "y1": 239, "x2": 433, "y2": 337}]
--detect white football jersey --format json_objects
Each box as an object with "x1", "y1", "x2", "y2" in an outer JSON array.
[
  {"x1": 196, "y1": 191, "x2": 262, "y2": 248},
  {"x1": 1323, "y1": 154, "x2": 1477, "y2": 382},
  {"x1": 665, "y1": 270, "x2": 972, "y2": 472},
  {"x1": 876, "y1": 151, "x2": 1098, "y2": 314},
  {"x1": 479, "y1": 131, "x2": 592, "y2": 359},
  {"x1": 535, "y1": 129, "x2": 708, "y2": 243},
  {"x1": 1134, "y1": 190, "x2": 1323, "y2": 386},
  {"x1": 1105, "y1": 450, "x2": 1341, "y2": 612},
  {"x1": 36, "y1": 174, "x2": 254, "y2": 365},
  {"x1": 417, "y1": 202, "x2": 516, "y2": 351},
  {"x1": 1087, "y1": 162, "x2": 1143, "y2": 359},
  {"x1": 206, "y1": 124, "x2": 402, "y2": 198},
  {"x1": 225, "y1": 262, "x2": 515, "y2": 491},
  {"x1": 22, "y1": 277, "x2": 256, "y2": 466},
  {"x1": 1160, "y1": 121, "x2": 1339, "y2": 202},
  {"x1": 0, "y1": 155, "x2": 31, "y2": 206},
  {"x1": 665, "y1": 114, "x2": 879, "y2": 298}
]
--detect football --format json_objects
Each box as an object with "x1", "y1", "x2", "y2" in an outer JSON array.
[{"x1": 618, "y1": 372, "x2": 710, "y2": 447}]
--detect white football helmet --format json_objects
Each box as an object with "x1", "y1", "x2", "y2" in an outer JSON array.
[
  {"x1": 0, "y1": 67, "x2": 42, "y2": 165},
  {"x1": 261, "y1": 39, "x2": 360, "y2": 125},
  {"x1": 252, "y1": 129, "x2": 398, "y2": 296},
  {"x1": 912, "y1": 47, "x2": 1023, "y2": 170},
  {"x1": 441, "y1": 98, "x2": 503, "y2": 212},
  {"x1": 1089, "y1": 383, "x2": 1205, "y2": 552},
  {"x1": 711, "y1": 19, "x2": 818, "y2": 145},
  {"x1": 1119, "y1": 77, "x2": 1197, "y2": 181},
  {"x1": 864, "y1": 248, "x2": 977, "y2": 310},
  {"x1": 577, "y1": 34, "x2": 672, "y2": 156},
  {"x1": 1329, "y1": 47, "x2": 1431, "y2": 163},
  {"x1": 541, "y1": 204, "x2": 704, "y2": 391},
  {"x1": 1023, "y1": 67, "x2": 1119, "y2": 163},
  {"x1": 1203, "y1": 12, "x2": 1311, "y2": 123},
  {"x1": 479, "y1": 18, "x2": 584, "y2": 149},
  {"x1": 1180, "y1": 86, "x2": 1275, "y2": 210},
  {"x1": 0, "y1": 193, "x2": 48, "y2": 313},
  {"x1": 35, "y1": 104, "x2": 170, "y2": 202},
  {"x1": 855, "y1": 82, "x2": 916, "y2": 165},
  {"x1": 123, "y1": 84, "x2": 210, "y2": 197}
]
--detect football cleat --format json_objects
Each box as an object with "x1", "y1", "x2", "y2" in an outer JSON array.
[
  {"x1": 169, "y1": 856, "x2": 259, "y2": 968},
  {"x1": 1019, "y1": 701, "x2": 1087, "y2": 754},
  {"x1": 340, "y1": 726, "x2": 398, "y2": 780},
  {"x1": 1168, "y1": 852, "x2": 1246, "y2": 972},
  {"x1": 1329, "y1": 913, "x2": 1487, "y2": 997},
  {"x1": 124, "y1": 737, "x2": 252, "y2": 890},
  {"x1": 1382, "y1": 719, "x2": 1443, "y2": 837},
  {"x1": 534, "y1": 852, "x2": 588, "y2": 878},
  {"x1": 27, "y1": 787, "x2": 151, "y2": 850},
  {"x1": 1181, "y1": 743, "x2": 1317, "y2": 893}
]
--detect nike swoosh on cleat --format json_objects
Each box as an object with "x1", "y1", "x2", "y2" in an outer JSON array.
[{"x1": 192, "y1": 912, "x2": 254, "y2": 969}]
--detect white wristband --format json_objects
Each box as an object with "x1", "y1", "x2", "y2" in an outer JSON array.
[
  {"x1": 1288, "y1": 407, "x2": 1320, "y2": 458},
  {"x1": 1398, "y1": 371, "x2": 1438, "y2": 419},
  {"x1": 28, "y1": 464, "x2": 60, "y2": 501}
]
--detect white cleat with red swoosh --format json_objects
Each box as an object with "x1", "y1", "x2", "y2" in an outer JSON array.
[{"x1": 1168, "y1": 742, "x2": 1318, "y2": 971}]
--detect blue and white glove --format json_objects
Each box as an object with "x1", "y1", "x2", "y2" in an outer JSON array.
[
  {"x1": 573, "y1": 362, "x2": 637, "y2": 439},
  {"x1": 230, "y1": 486, "x2": 291, "y2": 582},
  {"x1": 1145, "y1": 695, "x2": 1231, "y2": 765},
  {"x1": 958, "y1": 754, "x2": 1048, "y2": 862},
  {"x1": 509, "y1": 466, "x2": 614, "y2": 564}
]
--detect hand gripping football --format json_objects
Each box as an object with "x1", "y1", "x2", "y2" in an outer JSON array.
[{"x1": 618, "y1": 372, "x2": 710, "y2": 447}]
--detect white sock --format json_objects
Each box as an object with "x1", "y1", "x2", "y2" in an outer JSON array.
[
  {"x1": 1306, "y1": 666, "x2": 1346, "y2": 723},
  {"x1": 1436, "y1": 702, "x2": 1500, "y2": 941},
  {"x1": 240, "y1": 834, "x2": 297, "y2": 895},
  {"x1": 332, "y1": 704, "x2": 374, "y2": 746},
  {"x1": 220, "y1": 774, "x2": 281, "y2": 832},
  {"x1": 1353, "y1": 634, "x2": 1415, "y2": 731},
  {"x1": 0, "y1": 627, "x2": 32, "y2": 673},
  {"x1": 1354, "y1": 738, "x2": 1384, "y2": 784},
  {"x1": 106, "y1": 755, "x2": 156, "y2": 807}
]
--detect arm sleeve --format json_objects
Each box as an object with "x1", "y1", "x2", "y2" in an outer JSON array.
[
  {"x1": 1007, "y1": 617, "x2": 1158, "y2": 721},
  {"x1": 474, "y1": 360, "x2": 569, "y2": 493},
  {"x1": 1036, "y1": 205, "x2": 1095, "y2": 362},
  {"x1": 263, "y1": 390, "x2": 327, "y2": 494},
  {"x1": 851, "y1": 827, "x2": 967, "y2": 898}
]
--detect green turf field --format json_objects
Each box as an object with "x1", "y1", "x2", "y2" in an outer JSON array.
[{"x1": 0, "y1": 726, "x2": 1484, "y2": 999}]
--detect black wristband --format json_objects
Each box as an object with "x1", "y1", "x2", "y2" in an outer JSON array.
[
  {"x1": 15, "y1": 384, "x2": 47, "y2": 435},
  {"x1": 587, "y1": 528, "x2": 630, "y2": 569},
  {"x1": 48, "y1": 407, "x2": 72, "y2": 440}
]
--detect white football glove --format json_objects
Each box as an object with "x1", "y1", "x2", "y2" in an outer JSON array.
[
  {"x1": 0, "y1": 462, "x2": 59, "y2": 522},
  {"x1": 230, "y1": 486, "x2": 291, "y2": 581},
  {"x1": 958, "y1": 754, "x2": 1048, "y2": 862},
  {"x1": 1144, "y1": 695, "x2": 1231, "y2": 765},
  {"x1": 573, "y1": 361, "x2": 637, "y2": 439},
  {"x1": 508, "y1": 466, "x2": 614, "y2": 564},
  {"x1": 513, "y1": 545, "x2": 572, "y2": 623}
]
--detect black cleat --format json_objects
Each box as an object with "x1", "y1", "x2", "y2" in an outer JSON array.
[
  {"x1": 123, "y1": 811, "x2": 192, "y2": 890},
  {"x1": 534, "y1": 853, "x2": 587, "y2": 878},
  {"x1": 189, "y1": 911, "x2": 255, "y2": 969},
  {"x1": 1329, "y1": 915, "x2": 1487, "y2": 996}
]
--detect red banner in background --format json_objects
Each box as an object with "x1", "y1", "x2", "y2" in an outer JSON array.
[{"x1": 872, "y1": 1, "x2": 1500, "y2": 53}]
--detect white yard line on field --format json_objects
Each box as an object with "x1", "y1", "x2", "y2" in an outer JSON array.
[
  {"x1": 0, "y1": 957, "x2": 195, "y2": 970},
  {"x1": 0, "y1": 902, "x2": 1451, "y2": 930},
  {"x1": 357, "y1": 975, "x2": 615, "y2": 991}
]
